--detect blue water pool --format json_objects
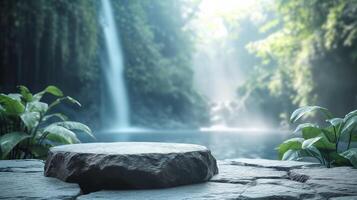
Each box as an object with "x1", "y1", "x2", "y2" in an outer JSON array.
[{"x1": 97, "y1": 129, "x2": 290, "y2": 160}]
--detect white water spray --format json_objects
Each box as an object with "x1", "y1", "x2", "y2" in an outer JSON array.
[{"x1": 100, "y1": 0, "x2": 130, "y2": 130}]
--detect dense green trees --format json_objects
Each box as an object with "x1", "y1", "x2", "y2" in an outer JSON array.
[
  {"x1": 0, "y1": 0, "x2": 208, "y2": 130},
  {"x1": 236, "y1": 0, "x2": 357, "y2": 126},
  {"x1": 112, "y1": 0, "x2": 208, "y2": 128},
  {"x1": 1, "y1": 0, "x2": 356, "y2": 130},
  {"x1": 0, "y1": 0, "x2": 100, "y2": 127},
  {"x1": 0, "y1": 0, "x2": 99, "y2": 92}
]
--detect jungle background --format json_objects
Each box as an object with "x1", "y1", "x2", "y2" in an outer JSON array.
[{"x1": 1, "y1": 0, "x2": 356, "y2": 130}]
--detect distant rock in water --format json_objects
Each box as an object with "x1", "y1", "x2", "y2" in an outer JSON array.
[{"x1": 44, "y1": 142, "x2": 218, "y2": 193}]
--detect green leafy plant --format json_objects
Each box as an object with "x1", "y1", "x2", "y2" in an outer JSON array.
[
  {"x1": 277, "y1": 106, "x2": 357, "y2": 168},
  {"x1": 0, "y1": 85, "x2": 95, "y2": 159}
]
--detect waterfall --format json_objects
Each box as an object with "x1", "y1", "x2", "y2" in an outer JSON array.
[{"x1": 100, "y1": 0, "x2": 130, "y2": 130}]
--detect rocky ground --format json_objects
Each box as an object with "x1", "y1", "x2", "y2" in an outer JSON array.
[{"x1": 1, "y1": 158, "x2": 357, "y2": 200}]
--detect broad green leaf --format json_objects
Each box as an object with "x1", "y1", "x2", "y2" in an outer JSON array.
[
  {"x1": 0, "y1": 94, "x2": 25, "y2": 115},
  {"x1": 0, "y1": 132, "x2": 30, "y2": 159},
  {"x1": 0, "y1": 105, "x2": 5, "y2": 113},
  {"x1": 321, "y1": 127, "x2": 337, "y2": 143},
  {"x1": 54, "y1": 121, "x2": 94, "y2": 139},
  {"x1": 296, "y1": 145, "x2": 324, "y2": 165},
  {"x1": 314, "y1": 133, "x2": 336, "y2": 150},
  {"x1": 29, "y1": 145, "x2": 49, "y2": 159},
  {"x1": 7, "y1": 93, "x2": 22, "y2": 101},
  {"x1": 329, "y1": 152, "x2": 350, "y2": 167},
  {"x1": 351, "y1": 134, "x2": 357, "y2": 142},
  {"x1": 20, "y1": 112, "x2": 40, "y2": 130},
  {"x1": 302, "y1": 137, "x2": 322, "y2": 149},
  {"x1": 305, "y1": 145, "x2": 323, "y2": 160},
  {"x1": 293, "y1": 123, "x2": 318, "y2": 133},
  {"x1": 282, "y1": 149, "x2": 300, "y2": 161},
  {"x1": 276, "y1": 137, "x2": 303, "y2": 159},
  {"x1": 326, "y1": 119, "x2": 343, "y2": 142},
  {"x1": 43, "y1": 125, "x2": 80, "y2": 144},
  {"x1": 340, "y1": 116, "x2": 357, "y2": 145},
  {"x1": 295, "y1": 149, "x2": 313, "y2": 158},
  {"x1": 327, "y1": 118, "x2": 344, "y2": 127},
  {"x1": 66, "y1": 96, "x2": 81, "y2": 107},
  {"x1": 43, "y1": 86, "x2": 63, "y2": 97},
  {"x1": 301, "y1": 126, "x2": 321, "y2": 139},
  {"x1": 32, "y1": 94, "x2": 42, "y2": 102},
  {"x1": 33, "y1": 85, "x2": 63, "y2": 101},
  {"x1": 17, "y1": 85, "x2": 33, "y2": 102},
  {"x1": 48, "y1": 96, "x2": 81, "y2": 111},
  {"x1": 340, "y1": 148, "x2": 357, "y2": 168},
  {"x1": 341, "y1": 115, "x2": 357, "y2": 134},
  {"x1": 345, "y1": 110, "x2": 357, "y2": 122},
  {"x1": 290, "y1": 106, "x2": 332, "y2": 123},
  {"x1": 282, "y1": 148, "x2": 321, "y2": 163},
  {"x1": 26, "y1": 101, "x2": 48, "y2": 114},
  {"x1": 42, "y1": 113, "x2": 68, "y2": 122}
]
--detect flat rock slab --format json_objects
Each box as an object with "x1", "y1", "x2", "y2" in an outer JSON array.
[
  {"x1": 226, "y1": 158, "x2": 321, "y2": 170},
  {"x1": 2, "y1": 158, "x2": 357, "y2": 199},
  {"x1": 0, "y1": 160, "x2": 80, "y2": 199},
  {"x1": 240, "y1": 178, "x2": 316, "y2": 200},
  {"x1": 211, "y1": 164, "x2": 287, "y2": 184},
  {"x1": 78, "y1": 178, "x2": 316, "y2": 200},
  {"x1": 330, "y1": 197, "x2": 357, "y2": 200},
  {"x1": 290, "y1": 167, "x2": 357, "y2": 198},
  {"x1": 44, "y1": 142, "x2": 218, "y2": 193},
  {"x1": 78, "y1": 159, "x2": 357, "y2": 200},
  {"x1": 0, "y1": 159, "x2": 44, "y2": 173},
  {"x1": 77, "y1": 182, "x2": 248, "y2": 200}
]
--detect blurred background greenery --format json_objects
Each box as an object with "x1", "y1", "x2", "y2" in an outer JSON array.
[{"x1": 1, "y1": 0, "x2": 356, "y2": 131}]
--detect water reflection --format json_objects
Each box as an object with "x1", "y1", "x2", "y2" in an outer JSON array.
[{"x1": 98, "y1": 130, "x2": 290, "y2": 160}]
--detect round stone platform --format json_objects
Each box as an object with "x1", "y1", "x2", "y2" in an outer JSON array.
[{"x1": 44, "y1": 142, "x2": 218, "y2": 193}]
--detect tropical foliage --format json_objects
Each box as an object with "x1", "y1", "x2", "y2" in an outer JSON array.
[
  {"x1": 235, "y1": 0, "x2": 357, "y2": 126},
  {"x1": 277, "y1": 106, "x2": 357, "y2": 168},
  {"x1": 0, "y1": 0, "x2": 356, "y2": 129},
  {"x1": 0, "y1": 85, "x2": 94, "y2": 159},
  {"x1": 113, "y1": 0, "x2": 208, "y2": 128},
  {"x1": 0, "y1": 0, "x2": 208, "y2": 129}
]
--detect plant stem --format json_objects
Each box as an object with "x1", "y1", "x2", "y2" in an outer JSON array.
[
  {"x1": 320, "y1": 151, "x2": 326, "y2": 167},
  {"x1": 333, "y1": 126, "x2": 337, "y2": 143},
  {"x1": 326, "y1": 153, "x2": 331, "y2": 168},
  {"x1": 347, "y1": 131, "x2": 352, "y2": 150},
  {"x1": 322, "y1": 157, "x2": 326, "y2": 167},
  {"x1": 333, "y1": 126, "x2": 339, "y2": 155}
]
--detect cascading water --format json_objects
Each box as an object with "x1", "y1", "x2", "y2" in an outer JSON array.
[{"x1": 100, "y1": 0, "x2": 130, "y2": 131}]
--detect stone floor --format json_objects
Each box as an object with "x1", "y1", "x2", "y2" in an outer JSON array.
[{"x1": 1, "y1": 159, "x2": 357, "y2": 200}]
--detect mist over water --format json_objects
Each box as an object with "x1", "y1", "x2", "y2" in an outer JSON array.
[
  {"x1": 191, "y1": 0, "x2": 268, "y2": 130},
  {"x1": 193, "y1": 41, "x2": 244, "y2": 102},
  {"x1": 193, "y1": 40, "x2": 248, "y2": 129},
  {"x1": 100, "y1": 0, "x2": 130, "y2": 130},
  {"x1": 99, "y1": 0, "x2": 275, "y2": 131}
]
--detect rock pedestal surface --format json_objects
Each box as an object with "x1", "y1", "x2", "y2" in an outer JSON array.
[
  {"x1": 78, "y1": 159, "x2": 357, "y2": 200},
  {"x1": 2, "y1": 157, "x2": 357, "y2": 199},
  {"x1": 44, "y1": 142, "x2": 218, "y2": 193}
]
